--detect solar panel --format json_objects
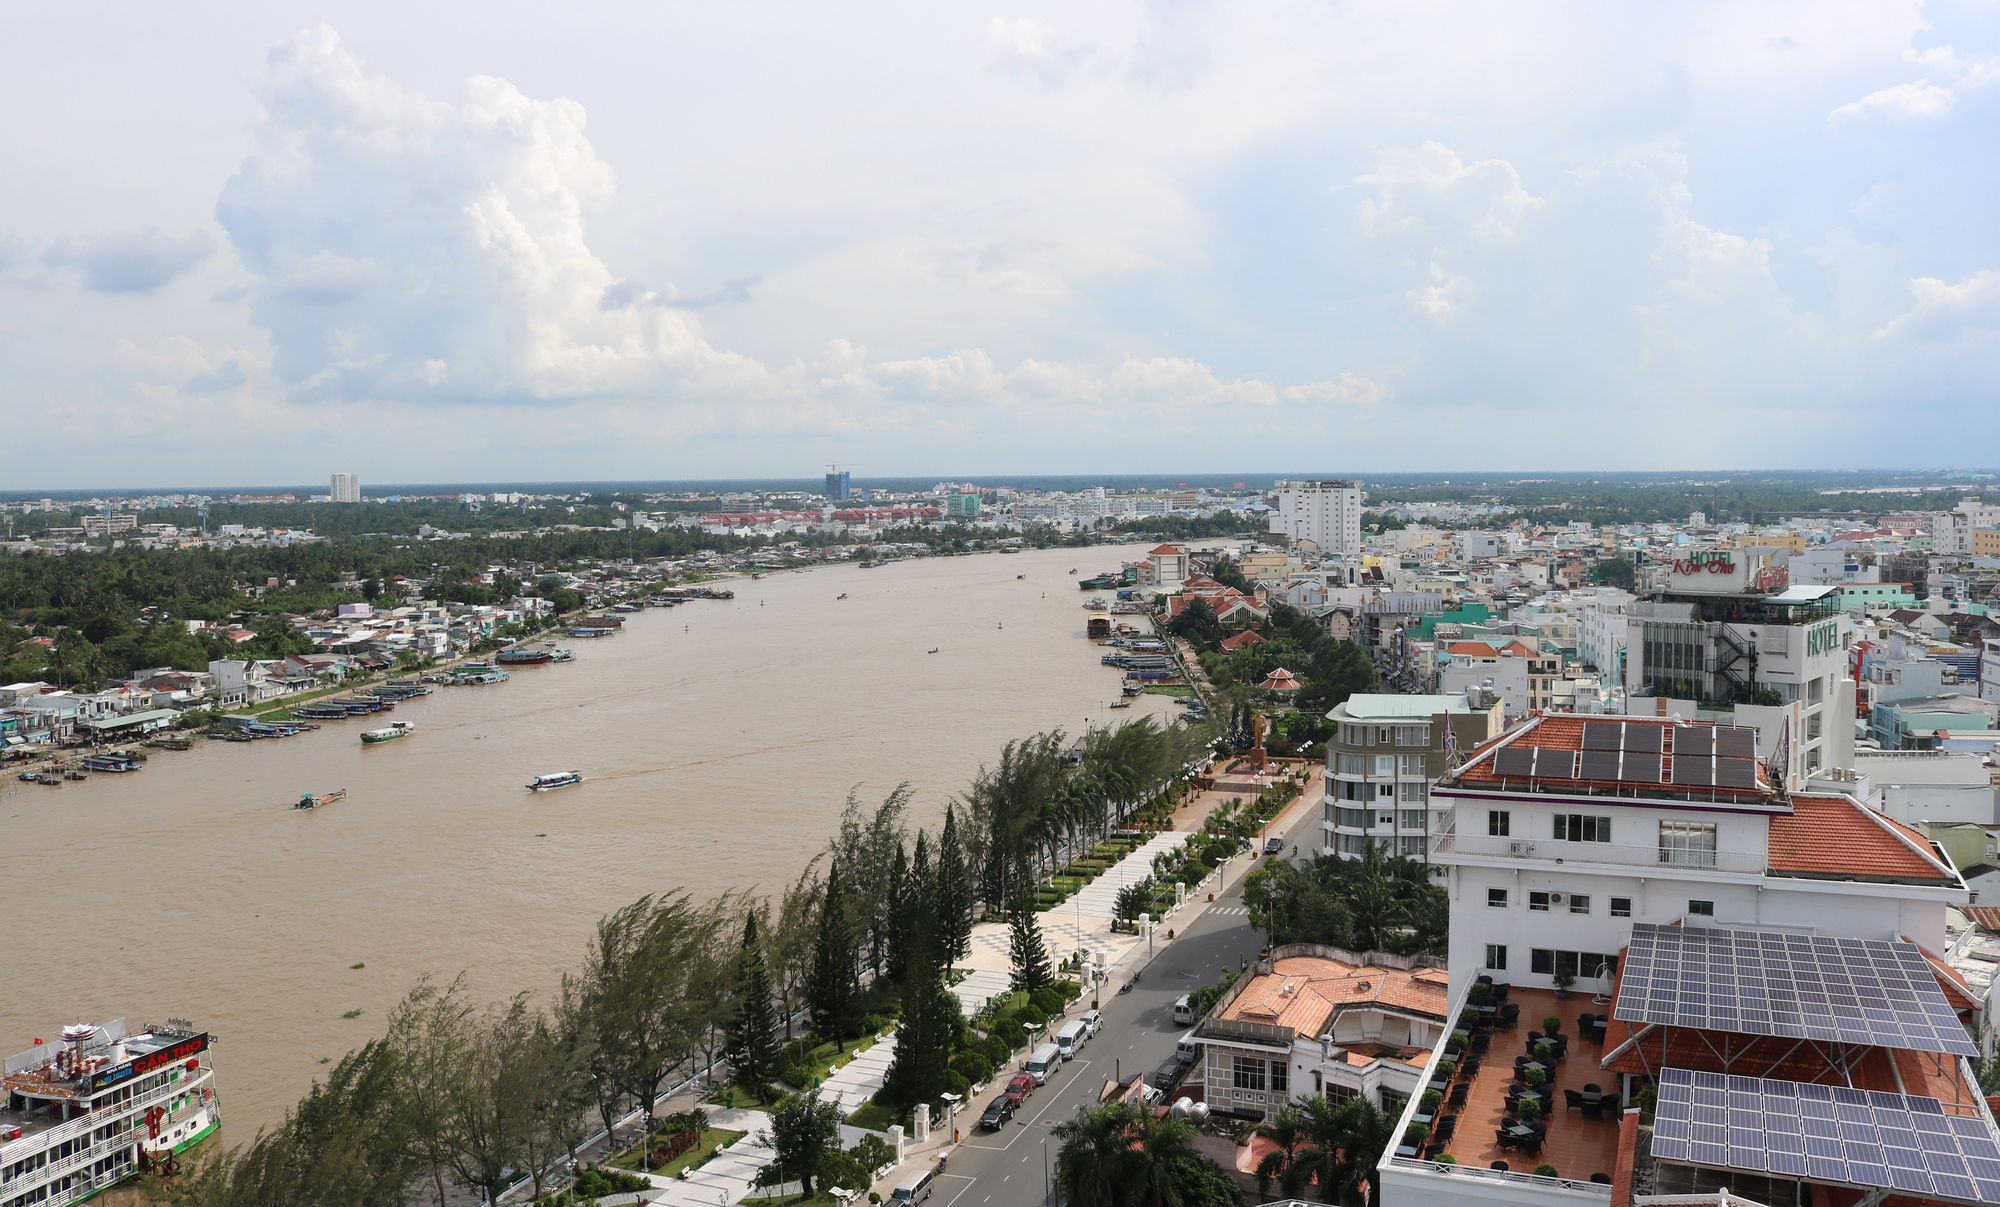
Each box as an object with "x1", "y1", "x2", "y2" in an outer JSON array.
[
  {"x1": 1716, "y1": 726, "x2": 1757, "y2": 758},
  {"x1": 1623, "y1": 724, "x2": 1664, "y2": 752},
  {"x1": 1649, "y1": 1068, "x2": 2000, "y2": 1205},
  {"x1": 1492, "y1": 745, "x2": 1535, "y2": 778},
  {"x1": 1716, "y1": 757, "x2": 1759, "y2": 790},
  {"x1": 1582, "y1": 722, "x2": 1623, "y2": 751},
  {"x1": 1676, "y1": 726, "x2": 1715, "y2": 758},
  {"x1": 1614, "y1": 924, "x2": 1977, "y2": 1057},
  {"x1": 1535, "y1": 749, "x2": 1577, "y2": 779},
  {"x1": 1671, "y1": 756, "x2": 1713, "y2": 786},
  {"x1": 1578, "y1": 749, "x2": 1622, "y2": 781},
  {"x1": 1624, "y1": 751, "x2": 1662, "y2": 783}
]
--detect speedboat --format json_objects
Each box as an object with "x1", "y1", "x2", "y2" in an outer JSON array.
[{"x1": 527, "y1": 771, "x2": 584, "y2": 792}]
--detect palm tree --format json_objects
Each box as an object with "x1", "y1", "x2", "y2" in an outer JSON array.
[
  {"x1": 1265, "y1": 1094, "x2": 1394, "y2": 1207},
  {"x1": 1127, "y1": 1112, "x2": 1200, "y2": 1207},
  {"x1": 1252, "y1": 1104, "x2": 1307, "y2": 1196},
  {"x1": 1053, "y1": 1102, "x2": 1137, "y2": 1207},
  {"x1": 1327, "y1": 1096, "x2": 1395, "y2": 1207}
]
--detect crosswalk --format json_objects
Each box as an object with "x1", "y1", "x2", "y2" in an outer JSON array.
[{"x1": 1208, "y1": 905, "x2": 1248, "y2": 916}]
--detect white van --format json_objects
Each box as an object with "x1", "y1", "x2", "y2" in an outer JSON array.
[
  {"x1": 1025, "y1": 1043, "x2": 1062, "y2": 1084},
  {"x1": 887, "y1": 1164, "x2": 937, "y2": 1207},
  {"x1": 1172, "y1": 994, "x2": 1197, "y2": 1025},
  {"x1": 1078, "y1": 1009, "x2": 1103, "y2": 1038},
  {"x1": 1055, "y1": 1020, "x2": 1087, "y2": 1060}
]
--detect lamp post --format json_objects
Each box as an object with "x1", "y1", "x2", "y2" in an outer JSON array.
[{"x1": 941, "y1": 1091, "x2": 961, "y2": 1147}]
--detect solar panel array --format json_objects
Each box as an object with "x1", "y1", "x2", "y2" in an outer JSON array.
[
  {"x1": 1624, "y1": 724, "x2": 1664, "y2": 753},
  {"x1": 1717, "y1": 726, "x2": 1757, "y2": 758},
  {"x1": 1614, "y1": 924, "x2": 1976, "y2": 1056},
  {"x1": 1582, "y1": 721, "x2": 1622, "y2": 750},
  {"x1": 1650, "y1": 1068, "x2": 2000, "y2": 1204},
  {"x1": 1487, "y1": 723, "x2": 1764, "y2": 789}
]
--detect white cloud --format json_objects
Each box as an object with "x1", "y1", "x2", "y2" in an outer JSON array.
[
  {"x1": 1830, "y1": 42, "x2": 1999, "y2": 121},
  {"x1": 1873, "y1": 269, "x2": 2000, "y2": 339},
  {"x1": 41, "y1": 227, "x2": 214, "y2": 293}
]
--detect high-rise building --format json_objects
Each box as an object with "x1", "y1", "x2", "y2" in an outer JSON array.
[
  {"x1": 1269, "y1": 479, "x2": 1363, "y2": 554},
  {"x1": 330, "y1": 473, "x2": 361, "y2": 503},
  {"x1": 1322, "y1": 693, "x2": 1505, "y2": 861},
  {"x1": 823, "y1": 470, "x2": 851, "y2": 500}
]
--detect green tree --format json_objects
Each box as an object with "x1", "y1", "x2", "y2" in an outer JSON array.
[
  {"x1": 756, "y1": 1088, "x2": 842, "y2": 1200},
  {"x1": 725, "y1": 911, "x2": 780, "y2": 1092},
  {"x1": 384, "y1": 974, "x2": 475, "y2": 1207},
  {"x1": 1265, "y1": 1095, "x2": 1395, "y2": 1207},
  {"x1": 805, "y1": 861, "x2": 860, "y2": 1040},
  {"x1": 934, "y1": 805, "x2": 973, "y2": 970},
  {"x1": 885, "y1": 840, "x2": 911, "y2": 985},
  {"x1": 1052, "y1": 1101, "x2": 1237, "y2": 1207},
  {"x1": 1114, "y1": 879, "x2": 1153, "y2": 932},
  {"x1": 1007, "y1": 890, "x2": 1052, "y2": 995},
  {"x1": 879, "y1": 916, "x2": 961, "y2": 1115}
]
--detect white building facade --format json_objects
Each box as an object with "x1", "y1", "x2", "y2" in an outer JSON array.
[{"x1": 1269, "y1": 480, "x2": 1363, "y2": 555}]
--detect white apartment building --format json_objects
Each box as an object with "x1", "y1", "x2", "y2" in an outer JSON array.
[
  {"x1": 1437, "y1": 638, "x2": 1562, "y2": 723},
  {"x1": 1269, "y1": 479, "x2": 1363, "y2": 555},
  {"x1": 1324, "y1": 694, "x2": 1505, "y2": 862},
  {"x1": 1375, "y1": 713, "x2": 1980, "y2": 1207},
  {"x1": 330, "y1": 473, "x2": 361, "y2": 503}
]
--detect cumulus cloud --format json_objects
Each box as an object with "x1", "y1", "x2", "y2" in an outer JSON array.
[
  {"x1": 41, "y1": 227, "x2": 214, "y2": 293},
  {"x1": 215, "y1": 25, "x2": 769, "y2": 404},
  {"x1": 1830, "y1": 43, "x2": 1998, "y2": 121},
  {"x1": 984, "y1": 17, "x2": 1096, "y2": 86},
  {"x1": 1873, "y1": 269, "x2": 2000, "y2": 339}
]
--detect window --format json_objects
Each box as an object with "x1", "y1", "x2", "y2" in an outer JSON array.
[
  {"x1": 1326, "y1": 1082, "x2": 1358, "y2": 1105},
  {"x1": 1399, "y1": 754, "x2": 1426, "y2": 776},
  {"x1": 1232, "y1": 1055, "x2": 1267, "y2": 1092},
  {"x1": 1397, "y1": 725, "x2": 1428, "y2": 746},
  {"x1": 1399, "y1": 781, "x2": 1427, "y2": 803},
  {"x1": 1270, "y1": 1060, "x2": 1288, "y2": 1094},
  {"x1": 1807, "y1": 677, "x2": 1824, "y2": 703},
  {"x1": 1399, "y1": 809, "x2": 1426, "y2": 830},
  {"x1": 1485, "y1": 944, "x2": 1507, "y2": 970},
  {"x1": 1529, "y1": 891, "x2": 1552, "y2": 912},
  {"x1": 1488, "y1": 888, "x2": 1509, "y2": 908},
  {"x1": 1375, "y1": 756, "x2": 1396, "y2": 776},
  {"x1": 1376, "y1": 783, "x2": 1395, "y2": 800},
  {"x1": 1337, "y1": 755, "x2": 1367, "y2": 775},
  {"x1": 1400, "y1": 835, "x2": 1424, "y2": 856},
  {"x1": 1488, "y1": 810, "x2": 1511, "y2": 837},
  {"x1": 1658, "y1": 821, "x2": 1717, "y2": 868},
  {"x1": 1338, "y1": 834, "x2": 1368, "y2": 855},
  {"x1": 1379, "y1": 1088, "x2": 1408, "y2": 1114},
  {"x1": 1688, "y1": 899, "x2": 1715, "y2": 917},
  {"x1": 1569, "y1": 895, "x2": 1591, "y2": 915},
  {"x1": 1532, "y1": 949, "x2": 1619, "y2": 978},
  {"x1": 1610, "y1": 897, "x2": 1632, "y2": 918},
  {"x1": 1807, "y1": 713, "x2": 1822, "y2": 741},
  {"x1": 1335, "y1": 807, "x2": 1369, "y2": 828},
  {"x1": 1554, "y1": 814, "x2": 1612, "y2": 843},
  {"x1": 1377, "y1": 812, "x2": 1395, "y2": 827},
  {"x1": 1340, "y1": 780, "x2": 1367, "y2": 801},
  {"x1": 1376, "y1": 727, "x2": 1391, "y2": 745}
]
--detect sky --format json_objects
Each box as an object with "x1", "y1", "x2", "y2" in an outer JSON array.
[{"x1": 2, "y1": 1, "x2": 1996, "y2": 488}]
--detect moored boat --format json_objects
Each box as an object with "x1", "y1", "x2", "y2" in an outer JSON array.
[
  {"x1": 1, "y1": 1017, "x2": 221, "y2": 1189},
  {"x1": 496, "y1": 647, "x2": 554, "y2": 665},
  {"x1": 79, "y1": 754, "x2": 142, "y2": 773},
  {"x1": 361, "y1": 722, "x2": 415, "y2": 744},
  {"x1": 526, "y1": 771, "x2": 584, "y2": 792}
]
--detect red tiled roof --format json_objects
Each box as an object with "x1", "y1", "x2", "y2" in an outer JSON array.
[
  {"x1": 1219, "y1": 631, "x2": 1265, "y2": 652},
  {"x1": 1964, "y1": 905, "x2": 2000, "y2": 933},
  {"x1": 1149, "y1": 543, "x2": 1184, "y2": 556},
  {"x1": 1767, "y1": 795, "x2": 1957, "y2": 884},
  {"x1": 1216, "y1": 954, "x2": 1450, "y2": 1036},
  {"x1": 1445, "y1": 641, "x2": 1499, "y2": 656}
]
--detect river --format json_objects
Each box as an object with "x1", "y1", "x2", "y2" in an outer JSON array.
[{"x1": 0, "y1": 546, "x2": 1177, "y2": 1133}]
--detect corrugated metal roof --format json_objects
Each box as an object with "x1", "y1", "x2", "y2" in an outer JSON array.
[{"x1": 1334, "y1": 693, "x2": 1475, "y2": 718}]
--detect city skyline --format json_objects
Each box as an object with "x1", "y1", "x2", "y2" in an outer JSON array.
[{"x1": 2, "y1": 3, "x2": 1996, "y2": 486}]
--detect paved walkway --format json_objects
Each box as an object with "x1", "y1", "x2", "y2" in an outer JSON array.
[{"x1": 817, "y1": 1031, "x2": 898, "y2": 1113}]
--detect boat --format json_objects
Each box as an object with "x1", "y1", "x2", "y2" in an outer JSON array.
[
  {"x1": 837, "y1": 593, "x2": 848, "y2": 600},
  {"x1": 450, "y1": 668, "x2": 511, "y2": 684},
  {"x1": 546, "y1": 648, "x2": 576, "y2": 662},
  {"x1": 79, "y1": 754, "x2": 142, "y2": 773},
  {"x1": 361, "y1": 722, "x2": 416, "y2": 745},
  {"x1": 295, "y1": 788, "x2": 347, "y2": 809},
  {"x1": 64, "y1": 769, "x2": 88, "y2": 781},
  {"x1": 496, "y1": 647, "x2": 554, "y2": 665},
  {"x1": 569, "y1": 626, "x2": 615, "y2": 638},
  {"x1": 1016, "y1": 574, "x2": 1025, "y2": 580},
  {"x1": 1110, "y1": 699, "x2": 1134, "y2": 709},
  {"x1": 0, "y1": 1017, "x2": 221, "y2": 1189},
  {"x1": 527, "y1": 771, "x2": 584, "y2": 792},
  {"x1": 612, "y1": 602, "x2": 641, "y2": 613}
]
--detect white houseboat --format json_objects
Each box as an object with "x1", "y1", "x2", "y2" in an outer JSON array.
[{"x1": 1, "y1": 1018, "x2": 219, "y2": 1206}]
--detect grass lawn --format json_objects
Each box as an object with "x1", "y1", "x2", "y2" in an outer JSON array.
[
  {"x1": 845, "y1": 1099, "x2": 899, "y2": 1132},
  {"x1": 1141, "y1": 684, "x2": 1192, "y2": 695},
  {"x1": 788, "y1": 1026, "x2": 891, "y2": 1088},
  {"x1": 741, "y1": 1193, "x2": 842, "y2": 1207},
  {"x1": 607, "y1": 1127, "x2": 744, "y2": 1174},
  {"x1": 705, "y1": 1083, "x2": 781, "y2": 1110}
]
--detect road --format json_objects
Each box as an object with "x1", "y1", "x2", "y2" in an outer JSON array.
[{"x1": 919, "y1": 793, "x2": 1325, "y2": 1207}]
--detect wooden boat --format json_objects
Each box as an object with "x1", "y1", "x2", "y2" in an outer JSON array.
[{"x1": 295, "y1": 788, "x2": 347, "y2": 809}]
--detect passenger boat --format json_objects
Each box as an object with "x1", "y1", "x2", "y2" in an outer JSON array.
[
  {"x1": 545, "y1": 648, "x2": 576, "y2": 662},
  {"x1": 1, "y1": 1018, "x2": 220, "y2": 1197},
  {"x1": 496, "y1": 647, "x2": 554, "y2": 665},
  {"x1": 295, "y1": 788, "x2": 347, "y2": 809},
  {"x1": 527, "y1": 771, "x2": 584, "y2": 792},
  {"x1": 79, "y1": 754, "x2": 141, "y2": 773},
  {"x1": 569, "y1": 626, "x2": 615, "y2": 638},
  {"x1": 450, "y1": 668, "x2": 510, "y2": 684},
  {"x1": 361, "y1": 722, "x2": 415, "y2": 744},
  {"x1": 1110, "y1": 699, "x2": 1135, "y2": 709}
]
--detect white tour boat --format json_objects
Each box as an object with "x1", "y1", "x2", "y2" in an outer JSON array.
[{"x1": 526, "y1": 771, "x2": 584, "y2": 792}]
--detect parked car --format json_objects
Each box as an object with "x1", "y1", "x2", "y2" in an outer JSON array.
[
  {"x1": 1004, "y1": 1073, "x2": 1037, "y2": 1104},
  {"x1": 1263, "y1": 836, "x2": 1285, "y2": 855},
  {"x1": 979, "y1": 1095, "x2": 1017, "y2": 1130}
]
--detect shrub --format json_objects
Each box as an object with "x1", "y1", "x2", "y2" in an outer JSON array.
[
  {"x1": 1542, "y1": 1015, "x2": 1562, "y2": 1036},
  {"x1": 1420, "y1": 1089, "x2": 1442, "y2": 1113},
  {"x1": 982, "y1": 1033, "x2": 1013, "y2": 1066},
  {"x1": 1458, "y1": 1007, "x2": 1481, "y2": 1030},
  {"x1": 1436, "y1": 1058, "x2": 1457, "y2": 1079},
  {"x1": 1448, "y1": 1030, "x2": 1469, "y2": 1051},
  {"x1": 1517, "y1": 1098, "x2": 1543, "y2": 1121},
  {"x1": 951, "y1": 1049, "x2": 994, "y2": 1087},
  {"x1": 943, "y1": 1070, "x2": 971, "y2": 1099},
  {"x1": 1017, "y1": 1006, "x2": 1047, "y2": 1028},
  {"x1": 1534, "y1": 1164, "x2": 1559, "y2": 1178},
  {"x1": 1053, "y1": 979, "x2": 1081, "y2": 1001},
  {"x1": 1030, "y1": 986, "x2": 1068, "y2": 1016},
  {"x1": 992, "y1": 1016, "x2": 1028, "y2": 1050},
  {"x1": 1403, "y1": 1123, "x2": 1429, "y2": 1146},
  {"x1": 1434, "y1": 1154, "x2": 1457, "y2": 1166},
  {"x1": 1523, "y1": 1065, "x2": 1547, "y2": 1087}
]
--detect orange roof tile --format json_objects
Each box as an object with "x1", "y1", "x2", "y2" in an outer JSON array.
[
  {"x1": 1964, "y1": 905, "x2": 2000, "y2": 933},
  {"x1": 1445, "y1": 641, "x2": 1500, "y2": 656},
  {"x1": 1216, "y1": 954, "x2": 1450, "y2": 1037},
  {"x1": 1767, "y1": 795, "x2": 1958, "y2": 884}
]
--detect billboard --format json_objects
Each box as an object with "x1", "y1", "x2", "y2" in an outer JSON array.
[{"x1": 89, "y1": 1033, "x2": 209, "y2": 1092}]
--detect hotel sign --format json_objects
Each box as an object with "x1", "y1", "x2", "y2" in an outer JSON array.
[
  {"x1": 1805, "y1": 620, "x2": 1840, "y2": 658},
  {"x1": 89, "y1": 1033, "x2": 209, "y2": 1092},
  {"x1": 1670, "y1": 551, "x2": 1737, "y2": 575}
]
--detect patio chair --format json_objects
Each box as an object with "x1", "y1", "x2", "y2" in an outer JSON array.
[
  {"x1": 1461, "y1": 1056, "x2": 1483, "y2": 1079},
  {"x1": 1564, "y1": 1089, "x2": 1587, "y2": 1115},
  {"x1": 1471, "y1": 1031, "x2": 1491, "y2": 1054},
  {"x1": 1497, "y1": 1003, "x2": 1520, "y2": 1028},
  {"x1": 1516, "y1": 1134, "x2": 1544, "y2": 1157},
  {"x1": 1433, "y1": 1115, "x2": 1457, "y2": 1143},
  {"x1": 1491, "y1": 1161, "x2": 1510, "y2": 1172},
  {"x1": 1447, "y1": 1082, "x2": 1469, "y2": 1109},
  {"x1": 1494, "y1": 1129, "x2": 1519, "y2": 1151},
  {"x1": 1422, "y1": 1142, "x2": 1446, "y2": 1160}
]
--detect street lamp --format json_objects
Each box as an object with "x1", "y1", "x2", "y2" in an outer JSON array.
[{"x1": 940, "y1": 1091, "x2": 962, "y2": 1146}]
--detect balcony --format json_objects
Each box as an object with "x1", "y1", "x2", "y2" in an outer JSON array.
[{"x1": 1427, "y1": 828, "x2": 1766, "y2": 876}]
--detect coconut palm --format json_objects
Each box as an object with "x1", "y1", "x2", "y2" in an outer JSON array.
[
  {"x1": 1252, "y1": 1103, "x2": 1307, "y2": 1196},
  {"x1": 1052, "y1": 1102, "x2": 1137, "y2": 1207}
]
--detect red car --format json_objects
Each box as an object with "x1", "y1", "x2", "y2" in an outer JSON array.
[{"x1": 1004, "y1": 1073, "x2": 1037, "y2": 1104}]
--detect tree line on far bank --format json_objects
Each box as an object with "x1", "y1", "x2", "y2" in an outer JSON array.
[{"x1": 148, "y1": 716, "x2": 1209, "y2": 1207}]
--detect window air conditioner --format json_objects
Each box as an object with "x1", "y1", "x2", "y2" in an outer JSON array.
[
  {"x1": 1547, "y1": 892, "x2": 1566, "y2": 905},
  {"x1": 1509, "y1": 841, "x2": 1534, "y2": 856}
]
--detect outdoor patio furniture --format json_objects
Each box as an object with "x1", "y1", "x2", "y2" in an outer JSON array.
[
  {"x1": 1494, "y1": 1129, "x2": 1519, "y2": 1151},
  {"x1": 1447, "y1": 1083, "x2": 1469, "y2": 1109},
  {"x1": 1491, "y1": 1161, "x2": 1509, "y2": 1172},
  {"x1": 1395, "y1": 1145, "x2": 1419, "y2": 1158},
  {"x1": 1591, "y1": 1173, "x2": 1612, "y2": 1184},
  {"x1": 1491, "y1": 981, "x2": 1511, "y2": 1000},
  {"x1": 1461, "y1": 1056, "x2": 1483, "y2": 1078},
  {"x1": 1422, "y1": 1142, "x2": 1446, "y2": 1160},
  {"x1": 1584, "y1": 1083, "x2": 1601, "y2": 1094},
  {"x1": 1564, "y1": 1089, "x2": 1588, "y2": 1115},
  {"x1": 1433, "y1": 1116, "x2": 1457, "y2": 1143},
  {"x1": 1471, "y1": 1032, "x2": 1490, "y2": 1054},
  {"x1": 1516, "y1": 1134, "x2": 1544, "y2": 1157},
  {"x1": 1497, "y1": 1003, "x2": 1520, "y2": 1028}
]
